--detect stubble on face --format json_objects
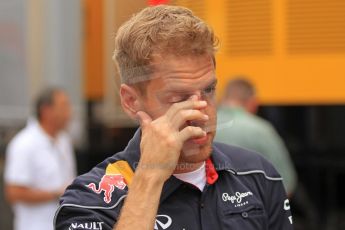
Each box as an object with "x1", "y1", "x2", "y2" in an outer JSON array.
[{"x1": 138, "y1": 55, "x2": 218, "y2": 169}]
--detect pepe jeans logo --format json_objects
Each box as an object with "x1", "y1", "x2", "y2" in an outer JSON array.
[{"x1": 222, "y1": 191, "x2": 253, "y2": 207}]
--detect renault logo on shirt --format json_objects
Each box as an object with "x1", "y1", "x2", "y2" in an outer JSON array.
[
  {"x1": 68, "y1": 222, "x2": 104, "y2": 230},
  {"x1": 154, "y1": 215, "x2": 172, "y2": 230}
]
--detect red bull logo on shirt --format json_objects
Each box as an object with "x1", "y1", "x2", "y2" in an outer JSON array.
[
  {"x1": 87, "y1": 174, "x2": 126, "y2": 203},
  {"x1": 86, "y1": 160, "x2": 134, "y2": 204}
]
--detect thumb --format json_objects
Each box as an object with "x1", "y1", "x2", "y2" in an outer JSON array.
[{"x1": 136, "y1": 111, "x2": 152, "y2": 129}]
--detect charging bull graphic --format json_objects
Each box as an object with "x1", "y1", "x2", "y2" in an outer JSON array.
[
  {"x1": 87, "y1": 160, "x2": 134, "y2": 204},
  {"x1": 87, "y1": 174, "x2": 126, "y2": 203}
]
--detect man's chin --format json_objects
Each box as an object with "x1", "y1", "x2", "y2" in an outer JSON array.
[
  {"x1": 179, "y1": 132, "x2": 214, "y2": 163},
  {"x1": 180, "y1": 144, "x2": 213, "y2": 163}
]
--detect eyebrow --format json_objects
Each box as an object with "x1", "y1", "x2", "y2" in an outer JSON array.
[
  {"x1": 165, "y1": 78, "x2": 218, "y2": 95},
  {"x1": 206, "y1": 79, "x2": 218, "y2": 89}
]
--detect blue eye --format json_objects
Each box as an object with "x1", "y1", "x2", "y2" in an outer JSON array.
[{"x1": 203, "y1": 86, "x2": 216, "y2": 95}]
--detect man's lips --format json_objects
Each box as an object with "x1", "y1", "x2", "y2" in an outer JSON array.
[{"x1": 191, "y1": 133, "x2": 209, "y2": 145}]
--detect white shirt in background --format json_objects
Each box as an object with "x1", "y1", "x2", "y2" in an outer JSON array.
[{"x1": 4, "y1": 120, "x2": 76, "y2": 230}]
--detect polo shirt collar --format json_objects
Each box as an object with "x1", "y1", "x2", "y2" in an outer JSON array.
[
  {"x1": 29, "y1": 120, "x2": 56, "y2": 145},
  {"x1": 211, "y1": 144, "x2": 237, "y2": 171}
]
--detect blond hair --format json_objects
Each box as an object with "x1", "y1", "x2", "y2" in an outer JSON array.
[{"x1": 113, "y1": 5, "x2": 218, "y2": 86}]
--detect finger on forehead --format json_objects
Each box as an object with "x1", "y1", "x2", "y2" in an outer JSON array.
[{"x1": 166, "y1": 100, "x2": 207, "y2": 119}]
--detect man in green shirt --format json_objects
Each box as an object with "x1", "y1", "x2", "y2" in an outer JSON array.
[{"x1": 215, "y1": 78, "x2": 297, "y2": 196}]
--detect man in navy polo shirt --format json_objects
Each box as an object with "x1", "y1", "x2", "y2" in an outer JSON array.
[{"x1": 55, "y1": 5, "x2": 293, "y2": 230}]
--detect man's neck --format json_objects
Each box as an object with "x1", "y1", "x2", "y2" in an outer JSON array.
[
  {"x1": 173, "y1": 161, "x2": 204, "y2": 174},
  {"x1": 39, "y1": 121, "x2": 58, "y2": 139},
  {"x1": 222, "y1": 101, "x2": 244, "y2": 109}
]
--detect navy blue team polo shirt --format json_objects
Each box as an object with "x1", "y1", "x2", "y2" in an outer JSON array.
[{"x1": 54, "y1": 129, "x2": 293, "y2": 230}]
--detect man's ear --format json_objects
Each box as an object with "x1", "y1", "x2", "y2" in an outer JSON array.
[{"x1": 120, "y1": 84, "x2": 142, "y2": 120}]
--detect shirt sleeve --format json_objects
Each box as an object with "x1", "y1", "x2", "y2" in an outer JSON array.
[
  {"x1": 4, "y1": 139, "x2": 33, "y2": 186},
  {"x1": 55, "y1": 206, "x2": 117, "y2": 230},
  {"x1": 258, "y1": 125, "x2": 298, "y2": 195},
  {"x1": 267, "y1": 180, "x2": 294, "y2": 230}
]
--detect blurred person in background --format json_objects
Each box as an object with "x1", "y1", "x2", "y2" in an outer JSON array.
[
  {"x1": 4, "y1": 87, "x2": 77, "y2": 230},
  {"x1": 215, "y1": 78, "x2": 297, "y2": 196},
  {"x1": 55, "y1": 5, "x2": 292, "y2": 230}
]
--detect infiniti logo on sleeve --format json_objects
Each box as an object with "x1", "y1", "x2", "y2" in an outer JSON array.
[{"x1": 154, "y1": 215, "x2": 172, "y2": 230}]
